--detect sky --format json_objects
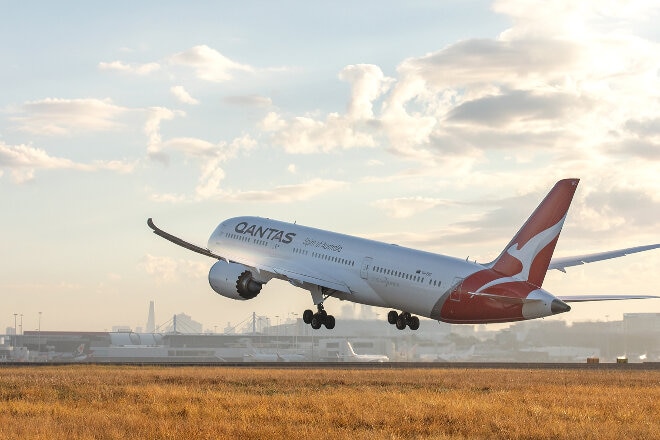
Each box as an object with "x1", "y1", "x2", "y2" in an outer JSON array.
[{"x1": 1, "y1": 0, "x2": 659, "y2": 333}]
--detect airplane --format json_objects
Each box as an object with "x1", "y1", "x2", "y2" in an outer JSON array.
[
  {"x1": 51, "y1": 343, "x2": 90, "y2": 362},
  {"x1": 242, "y1": 340, "x2": 306, "y2": 362},
  {"x1": 243, "y1": 350, "x2": 306, "y2": 362},
  {"x1": 148, "y1": 179, "x2": 659, "y2": 331},
  {"x1": 338, "y1": 340, "x2": 389, "y2": 362}
]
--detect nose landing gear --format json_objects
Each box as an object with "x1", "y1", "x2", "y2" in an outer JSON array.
[
  {"x1": 388, "y1": 310, "x2": 419, "y2": 330},
  {"x1": 303, "y1": 303, "x2": 335, "y2": 330}
]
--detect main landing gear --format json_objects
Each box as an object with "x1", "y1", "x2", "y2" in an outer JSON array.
[
  {"x1": 388, "y1": 310, "x2": 420, "y2": 330},
  {"x1": 303, "y1": 303, "x2": 335, "y2": 330}
]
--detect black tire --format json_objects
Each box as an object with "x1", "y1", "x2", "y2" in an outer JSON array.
[
  {"x1": 387, "y1": 310, "x2": 399, "y2": 325},
  {"x1": 324, "y1": 315, "x2": 335, "y2": 330},
  {"x1": 395, "y1": 315, "x2": 407, "y2": 330},
  {"x1": 409, "y1": 316, "x2": 420, "y2": 331},
  {"x1": 311, "y1": 314, "x2": 323, "y2": 329},
  {"x1": 303, "y1": 309, "x2": 314, "y2": 324}
]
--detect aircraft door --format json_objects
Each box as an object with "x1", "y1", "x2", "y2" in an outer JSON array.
[{"x1": 360, "y1": 257, "x2": 373, "y2": 280}]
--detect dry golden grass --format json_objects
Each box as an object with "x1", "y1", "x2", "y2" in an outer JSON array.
[{"x1": 0, "y1": 365, "x2": 658, "y2": 439}]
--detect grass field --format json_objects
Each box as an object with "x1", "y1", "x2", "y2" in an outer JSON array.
[{"x1": 0, "y1": 366, "x2": 658, "y2": 439}]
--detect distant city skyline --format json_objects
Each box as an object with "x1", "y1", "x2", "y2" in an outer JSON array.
[{"x1": 2, "y1": 1, "x2": 659, "y2": 332}]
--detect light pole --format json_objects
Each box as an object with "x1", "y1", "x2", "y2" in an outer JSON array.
[
  {"x1": 13, "y1": 314, "x2": 17, "y2": 348},
  {"x1": 38, "y1": 312, "x2": 42, "y2": 357},
  {"x1": 290, "y1": 312, "x2": 298, "y2": 349},
  {"x1": 275, "y1": 315, "x2": 280, "y2": 349}
]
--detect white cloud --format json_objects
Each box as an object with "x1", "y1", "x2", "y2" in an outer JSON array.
[
  {"x1": 170, "y1": 86, "x2": 199, "y2": 105},
  {"x1": 0, "y1": 141, "x2": 135, "y2": 183},
  {"x1": 338, "y1": 64, "x2": 393, "y2": 119},
  {"x1": 99, "y1": 60, "x2": 161, "y2": 75},
  {"x1": 150, "y1": 134, "x2": 257, "y2": 202},
  {"x1": 371, "y1": 197, "x2": 451, "y2": 219},
  {"x1": 144, "y1": 107, "x2": 185, "y2": 163},
  {"x1": 265, "y1": 112, "x2": 378, "y2": 154},
  {"x1": 222, "y1": 178, "x2": 347, "y2": 203},
  {"x1": 258, "y1": 0, "x2": 660, "y2": 197},
  {"x1": 162, "y1": 137, "x2": 216, "y2": 158},
  {"x1": 11, "y1": 98, "x2": 130, "y2": 136},
  {"x1": 262, "y1": 64, "x2": 392, "y2": 154},
  {"x1": 224, "y1": 95, "x2": 272, "y2": 107},
  {"x1": 169, "y1": 45, "x2": 254, "y2": 82}
]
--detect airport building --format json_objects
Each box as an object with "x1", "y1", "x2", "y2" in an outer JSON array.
[{"x1": 1, "y1": 310, "x2": 659, "y2": 364}]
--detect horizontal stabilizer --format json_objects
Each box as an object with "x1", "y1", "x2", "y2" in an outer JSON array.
[
  {"x1": 558, "y1": 294, "x2": 660, "y2": 302},
  {"x1": 549, "y1": 244, "x2": 660, "y2": 272},
  {"x1": 467, "y1": 292, "x2": 541, "y2": 304}
]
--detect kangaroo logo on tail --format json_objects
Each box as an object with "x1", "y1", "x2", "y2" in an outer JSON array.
[{"x1": 489, "y1": 179, "x2": 579, "y2": 287}]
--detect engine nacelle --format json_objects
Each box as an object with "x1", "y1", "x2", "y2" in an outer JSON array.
[{"x1": 208, "y1": 261, "x2": 263, "y2": 300}]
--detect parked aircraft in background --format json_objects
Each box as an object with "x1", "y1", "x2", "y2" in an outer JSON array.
[
  {"x1": 339, "y1": 340, "x2": 389, "y2": 362},
  {"x1": 243, "y1": 350, "x2": 306, "y2": 362},
  {"x1": 52, "y1": 343, "x2": 90, "y2": 362},
  {"x1": 148, "y1": 179, "x2": 659, "y2": 331},
  {"x1": 242, "y1": 340, "x2": 306, "y2": 362}
]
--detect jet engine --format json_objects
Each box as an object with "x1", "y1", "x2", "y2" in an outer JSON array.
[{"x1": 208, "y1": 261, "x2": 263, "y2": 300}]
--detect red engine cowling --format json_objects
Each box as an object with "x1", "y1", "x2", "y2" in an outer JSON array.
[{"x1": 208, "y1": 261, "x2": 263, "y2": 300}]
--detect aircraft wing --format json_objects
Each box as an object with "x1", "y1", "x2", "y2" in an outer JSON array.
[
  {"x1": 273, "y1": 265, "x2": 352, "y2": 294},
  {"x1": 148, "y1": 218, "x2": 350, "y2": 294},
  {"x1": 558, "y1": 295, "x2": 660, "y2": 302},
  {"x1": 147, "y1": 218, "x2": 224, "y2": 260},
  {"x1": 548, "y1": 244, "x2": 660, "y2": 272}
]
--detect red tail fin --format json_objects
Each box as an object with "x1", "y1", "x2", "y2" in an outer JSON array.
[{"x1": 490, "y1": 179, "x2": 579, "y2": 287}]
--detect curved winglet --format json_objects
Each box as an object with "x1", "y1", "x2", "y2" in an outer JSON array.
[{"x1": 147, "y1": 218, "x2": 222, "y2": 260}]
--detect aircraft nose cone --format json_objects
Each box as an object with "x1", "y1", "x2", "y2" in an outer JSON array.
[{"x1": 551, "y1": 299, "x2": 571, "y2": 314}]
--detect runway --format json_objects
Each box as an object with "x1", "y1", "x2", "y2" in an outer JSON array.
[{"x1": 3, "y1": 361, "x2": 659, "y2": 370}]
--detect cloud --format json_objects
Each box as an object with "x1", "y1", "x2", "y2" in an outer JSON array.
[
  {"x1": 261, "y1": 64, "x2": 391, "y2": 154},
  {"x1": 371, "y1": 197, "x2": 451, "y2": 219},
  {"x1": 338, "y1": 64, "x2": 394, "y2": 119},
  {"x1": 152, "y1": 173, "x2": 343, "y2": 204},
  {"x1": 170, "y1": 86, "x2": 199, "y2": 105},
  {"x1": 144, "y1": 107, "x2": 185, "y2": 163},
  {"x1": 257, "y1": 1, "x2": 660, "y2": 200},
  {"x1": 397, "y1": 39, "x2": 584, "y2": 91},
  {"x1": 150, "y1": 134, "x2": 257, "y2": 201},
  {"x1": 99, "y1": 60, "x2": 161, "y2": 75},
  {"x1": 0, "y1": 141, "x2": 135, "y2": 183},
  {"x1": 447, "y1": 90, "x2": 590, "y2": 126},
  {"x1": 263, "y1": 111, "x2": 378, "y2": 154},
  {"x1": 223, "y1": 95, "x2": 272, "y2": 107},
  {"x1": 169, "y1": 45, "x2": 254, "y2": 82},
  {"x1": 222, "y1": 178, "x2": 347, "y2": 203},
  {"x1": 11, "y1": 98, "x2": 130, "y2": 136}
]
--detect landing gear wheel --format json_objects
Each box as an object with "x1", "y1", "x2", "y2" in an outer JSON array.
[
  {"x1": 304, "y1": 301, "x2": 336, "y2": 330},
  {"x1": 311, "y1": 314, "x2": 323, "y2": 330},
  {"x1": 408, "y1": 315, "x2": 420, "y2": 330},
  {"x1": 395, "y1": 315, "x2": 407, "y2": 330},
  {"x1": 387, "y1": 310, "x2": 398, "y2": 325},
  {"x1": 324, "y1": 315, "x2": 335, "y2": 330}
]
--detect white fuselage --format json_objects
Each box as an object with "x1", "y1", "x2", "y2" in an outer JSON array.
[{"x1": 208, "y1": 216, "x2": 485, "y2": 320}]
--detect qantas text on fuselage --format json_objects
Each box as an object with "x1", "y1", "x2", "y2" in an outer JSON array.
[{"x1": 148, "y1": 179, "x2": 659, "y2": 331}]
